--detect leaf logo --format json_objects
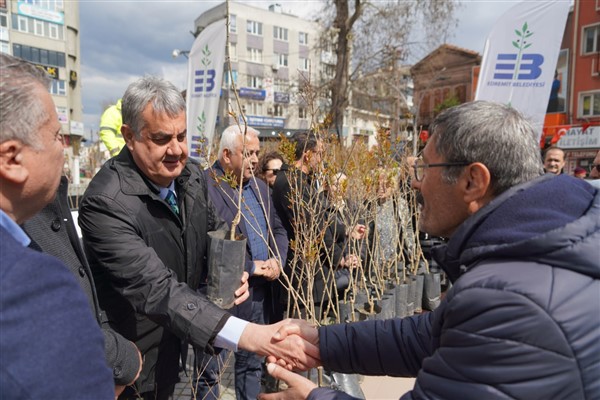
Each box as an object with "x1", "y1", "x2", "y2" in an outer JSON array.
[
  {"x1": 201, "y1": 45, "x2": 212, "y2": 67},
  {"x1": 512, "y1": 22, "x2": 533, "y2": 50}
]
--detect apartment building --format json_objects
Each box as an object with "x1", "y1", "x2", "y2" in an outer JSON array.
[
  {"x1": 194, "y1": 2, "x2": 324, "y2": 140},
  {"x1": 0, "y1": 0, "x2": 82, "y2": 148}
]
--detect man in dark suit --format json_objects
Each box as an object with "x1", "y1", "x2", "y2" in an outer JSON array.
[
  {"x1": 0, "y1": 53, "x2": 113, "y2": 398},
  {"x1": 22, "y1": 176, "x2": 142, "y2": 395},
  {"x1": 198, "y1": 124, "x2": 288, "y2": 399}
]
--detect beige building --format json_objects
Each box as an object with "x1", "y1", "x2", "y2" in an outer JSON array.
[
  {"x1": 0, "y1": 0, "x2": 82, "y2": 178},
  {"x1": 194, "y1": 2, "x2": 325, "y2": 140}
]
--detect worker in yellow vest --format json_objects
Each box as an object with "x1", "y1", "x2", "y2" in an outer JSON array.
[{"x1": 99, "y1": 99, "x2": 124, "y2": 156}]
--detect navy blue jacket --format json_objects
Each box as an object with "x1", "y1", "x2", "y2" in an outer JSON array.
[
  {"x1": 204, "y1": 161, "x2": 288, "y2": 321},
  {"x1": 0, "y1": 225, "x2": 113, "y2": 399},
  {"x1": 310, "y1": 174, "x2": 600, "y2": 399}
]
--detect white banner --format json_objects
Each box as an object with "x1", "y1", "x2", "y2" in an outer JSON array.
[
  {"x1": 186, "y1": 19, "x2": 227, "y2": 160},
  {"x1": 475, "y1": 0, "x2": 570, "y2": 140}
]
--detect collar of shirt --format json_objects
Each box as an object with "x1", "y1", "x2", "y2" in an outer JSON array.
[
  {"x1": 159, "y1": 181, "x2": 177, "y2": 200},
  {"x1": 0, "y1": 209, "x2": 31, "y2": 247}
]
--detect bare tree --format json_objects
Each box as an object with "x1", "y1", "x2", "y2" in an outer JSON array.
[{"x1": 315, "y1": 0, "x2": 459, "y2": 140}]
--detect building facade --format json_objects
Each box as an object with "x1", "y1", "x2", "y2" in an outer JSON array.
[
  {"x1": 0, "y1": 0, "x2": 82, "y2": 177},
  {"x1": 194, "y1": 2, "x2": 321, "y2": 141}
]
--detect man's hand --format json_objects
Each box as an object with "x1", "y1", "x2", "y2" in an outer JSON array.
[
  {"x1": 350, "y1": 224, "x2": 366, "y2": 240},
  {"x1": 233, "y1": 271, "x2": 250, "y2": 305},
  {"x1": 253, "y1": 258, "x2": 281, "y2": 281},
  {"x1": 238, "y1": 319, "x2": 320, "y2": 371},
  {"x1": 258, "y1": 363, "x2": 316, "y2": 400},
  {"x1": 339, "y1": 254, "x2": 360, "y2": 269}
]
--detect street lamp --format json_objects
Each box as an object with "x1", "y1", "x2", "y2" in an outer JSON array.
[{"x1": 172, "y1": 49, "x2": 190, "y2": 59}]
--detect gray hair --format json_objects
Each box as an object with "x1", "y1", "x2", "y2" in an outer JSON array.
[
  {"x1": 430, "y1": 101, "x2": 543, "y2": 195},
  {"x1": 121, "y1": 76, "x2": 186, "y2": 138},
  {"x1": 218, "y1": 124, "x2": 259, "y2": 156},
  {"x1": 0, "y1": 54, "x2": 52, "y2": 149}
]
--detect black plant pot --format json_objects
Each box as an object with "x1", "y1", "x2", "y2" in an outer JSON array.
[
  {"x1": 423, "y1": 272, "x2": 442, "y2": 311},
  {"x1": 406, "y1": 278, "x2": 416, "y2": 316},
  {"x1": 395, "y1": 282, "x2": 409, "y2": 318},
  {"x1": 206, "y1": 230, "x2": 246, "y2": 309},
  {"x1": 414, "y1": 274, "x2": 425, "y2": 314}
]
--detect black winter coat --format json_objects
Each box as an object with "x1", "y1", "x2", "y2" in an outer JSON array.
[
  {"x1": 79, "y1": 149, "x2": 230, "y2": 394},
  {"x1": 310, "y1": 174, "x2": 600, "y2": 399}
]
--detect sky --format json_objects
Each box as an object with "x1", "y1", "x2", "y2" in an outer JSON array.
[{"x1": 79, "y1": 0, "x2": 518, "y2": 139}]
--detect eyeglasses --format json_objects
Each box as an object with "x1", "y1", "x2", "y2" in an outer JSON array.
[
  {"x1": 589, "y1": 164, "x2": 600, "y2": 173},
  {"x1": 263, "y1": 168, "x2": 280, "y2": 175},
  {"x1": 412, "y1": 159, "x2": 470, "y2": 182}
]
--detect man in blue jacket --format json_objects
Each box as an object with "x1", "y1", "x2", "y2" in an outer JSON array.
[
  {"x1": 0, "y1": 54, "x2": 114, "y2": 398},
  {"x1": 261, "y1": 101, "x2": 600, "y2": 400},
  {"x1": 196, "y1": 124, "x2": 288, "y2": 399}
]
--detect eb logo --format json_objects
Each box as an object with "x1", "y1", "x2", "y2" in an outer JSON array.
[
  {"x1": 493, "y1": 53, "x2": 544, "y2": 80},
  {"x1": 194, "y1": 69, "x2": 216, "y2": 93}
]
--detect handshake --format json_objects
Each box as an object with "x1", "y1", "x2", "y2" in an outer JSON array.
[{"x1": 239, "y1": 319, "x2": 324, "y2": 399}]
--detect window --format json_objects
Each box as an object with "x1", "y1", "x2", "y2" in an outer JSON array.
[
  {"x1": 299, "y1": 106, "x2": 307, "y2": 119},
  {"x1": 299, "y1": 57, "x2": 310, "y2": 71},
  {"x1": 224, "y1": 70, "x2": 238, "y2": 85},
  {"x1": 276, "y1": 53, "x2": 288, "y2": 67},
  {"x1": 246, "y1": 20, "x2": 262, "y2": 36},
  {"x1": 229, "y1": 43, "x2": 237, "y2": 61},
  {"x1": 247, "y1": 75, "x2": 263, "y2": 89},
  {"x1": 247, "y1": 102, "x2": 263, "y2": 115},
  {"x1": 299, "y1": 32, "x2": 308, "y2": 45},
  {"x1": 580, "y1": 91, "x2": 600, "y2": 117},
  {"x1": 49, "y1": 23, "x2": 58, "y2": 39},
  {"x1": 273, "y1": 26, "x2": 288, "y2": 41},
  {"x1": 12, "y1": 43, "x2": 65, "y2": 67},
  {"x1": 247, "y1": 47, "x2": 262, "y2": 63},
  {"x1": 583, "y1": 24, "x2": 600, "y2": 54},
  {"x1": 274, "y1": 79, "x2": 288, "y2": 92},
  {"x1": 0, "y1": 41, "x2": 9, "y2": 55},
  {"x1": 324, "y1": 64, "x2": 335, "y2": 76},
  {"x1": 229, "y1": 14, "x2": 236, "y2": 33},
  {"x1": 273, "y1": 104, "x2": 284, "y2": 117},
  {"x1": 0, "y1": 13, "x2": 7, "y2": 27},
  {"x1": 34, "y1": 19, "x2": 44, "y2": 36},
  {"x1": 11, "y1": 14, "x2": 63, "y2": 40},
  {"x1": 50, "y1": 79, "x2": 66, "y2": 96},
  {"x1": 17, "y1": 15, "x2": 28, "y2": 31}
]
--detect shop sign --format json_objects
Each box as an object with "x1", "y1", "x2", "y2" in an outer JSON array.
[
  {"x1": 557, "y1": 126, "x2": 600, "y2": 149},
  {"x1": 239, "y1": 87, "x2": 266, "y2": 100},
  {"x1": 18, "y1": 1, "x2": 64, "y2": 25},
  {"x1": 243, "y1": 115, "x2": 285, "y2": 128},
  {"x1": 70, "y1": 120, "x2": 84, "y2": 136},
  {"x1": 274, "y1": 92, "x2": 290, "y2": 103}
]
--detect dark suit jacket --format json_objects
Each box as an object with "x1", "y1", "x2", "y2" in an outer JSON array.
[
  {"x1": 22, "y1": 176, "x2": 141, "y2": 386},
  {"x1": 0, "y1": 224, "x2": 113, "y2": 398},
  {"x1": 204, "y1": 161, "x2": 288, "y2": 321}
]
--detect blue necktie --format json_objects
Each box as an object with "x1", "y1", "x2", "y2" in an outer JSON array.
[{"x1": 165, "y1": 190, "x2": 179, "y2": 215}]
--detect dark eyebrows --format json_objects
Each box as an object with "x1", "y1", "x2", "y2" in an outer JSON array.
[{"x1": 149, "y1": 130, "x2": 187, "y2": 140}]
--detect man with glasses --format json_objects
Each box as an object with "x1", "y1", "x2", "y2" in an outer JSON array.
[
  {"x1": 198, "y1": 125, "x2": 288, "y2": 399},
  {"x1": 261, "y1": 101, "x2": 599, "y2": 400},
  {"x1": 0, "y1": 53, "x2": 113, "y2": 398}
]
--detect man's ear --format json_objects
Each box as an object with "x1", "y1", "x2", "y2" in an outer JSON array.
[
  {"x1": 462, "y1": 162, "x2": 492, "y2": 205},
  {"x1": 222, "y1": 148, "x2": 232, "y2": 165},
  {"x1": 121, "y1": 124, "x2": 135, "y2": 149},
  {"x1": 0, "y1": 140, "x2": 29, "y2": 184}
]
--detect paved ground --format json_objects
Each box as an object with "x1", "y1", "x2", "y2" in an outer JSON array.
[{"x1": 172, "y1": 346, "x2": 415, "y2": 400}]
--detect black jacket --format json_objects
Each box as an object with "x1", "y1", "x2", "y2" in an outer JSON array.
[
  {"x1": 79, "y1": 149, "x2": 230, "y2": 393},
  {"x1": 22, "y1": 177, "x2": 140, "y2": 386},
  {"x1": 310, "y1": 174, "x2": 600, "y2": 399}
]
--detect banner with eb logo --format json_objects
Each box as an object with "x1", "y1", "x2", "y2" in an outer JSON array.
[
  {"x1": 476, "y1": 0, "x2": 570, "y2": 141},
  {"x1": 186, "y1": 19, "x2": 227, "y2": 160}
]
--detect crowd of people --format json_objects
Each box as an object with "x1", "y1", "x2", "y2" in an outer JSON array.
[{"x1": 1, "y1": 53, "x2": 598, "y2": 400}]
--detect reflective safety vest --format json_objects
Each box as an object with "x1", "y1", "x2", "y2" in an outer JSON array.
[{"x1": 99, "y1": 99, "x2": 124, "y2": 156}]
